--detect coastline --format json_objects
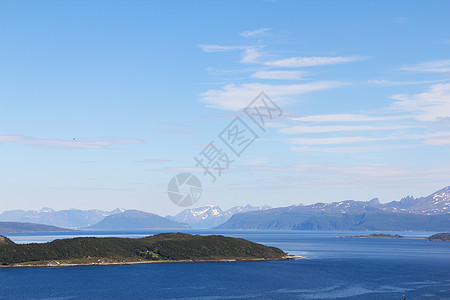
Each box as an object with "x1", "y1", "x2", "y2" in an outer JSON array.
[
  {"x1": 337, "y1": 236, "x2": 426, "y2": 239},
  {"x1": 0, "y1": 255, "x2": 305, "y2": 269}
]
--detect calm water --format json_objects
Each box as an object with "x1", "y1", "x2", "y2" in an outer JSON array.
[{"x1": 0, "y1": 230, "x2": 449, "y2": 299}]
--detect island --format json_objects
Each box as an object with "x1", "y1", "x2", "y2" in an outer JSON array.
[
  {"x1": 337, "y1": 234, "x2": 406, "y2": 239},
  {"x1": 427, "y1": 233, "x2": 450, "y2": 241},
  {"x1": 0, "y1": 233, "x2": 301, "y2": 267},
  {"x1": 338, "y1": 232, "x2": 450, "y2": 241}
]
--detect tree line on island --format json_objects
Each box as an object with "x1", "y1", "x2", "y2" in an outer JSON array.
[{"x1": 0, "y1": 233, "x2": 288, "y2": 267}]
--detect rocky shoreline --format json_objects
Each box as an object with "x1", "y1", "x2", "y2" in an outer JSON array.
[{"x1": 0, "y1": 255, "x2": 305, "y2": 268}]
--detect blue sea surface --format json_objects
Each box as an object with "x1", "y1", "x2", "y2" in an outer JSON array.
[{"x1": 0, "y1": 230, "x2": 449, "y2": 299}]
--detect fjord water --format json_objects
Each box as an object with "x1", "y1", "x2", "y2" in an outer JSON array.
[{"x1": 1, "y1": 230, "x2": 449, "y2": 299}]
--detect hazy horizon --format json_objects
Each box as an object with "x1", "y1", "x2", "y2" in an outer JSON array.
[{"x1": 2, "y1": 185, "x2": 449, "y2": 217}]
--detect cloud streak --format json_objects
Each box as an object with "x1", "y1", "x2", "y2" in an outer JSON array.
[
  {"x1": 200, "y1": 81, "x2": 346, "y2": 110},
  {"x1": 239, "y1": 28, "x2": 271, "y2": 37},
  {"x1": 251, "y1": 70, "x2": 307, "y2": 80},
  {"x1": 291, "y1": 114, "x2": 409, "y2": 123},
  {"x1": 402, "y1": 59, "x2": 450, "y2": 73},
  {"x1": 280, "y1": 124, "x2": 415, "y2": 134},
  {"x1": 199, "y1": 45, "x2": 244, "y2": 52},
  {"x1": 265, "y1": 56, "x2": 365, "y2": 68},
  {"x1": 199, "y1": 44, "x2": 263, "y2": 64},
  {"x1": 391, "y1": 83, "x2": 450, "y2": 122},
  {"x1": 240, "y1": 47, "x2": 263, "y2": 63},
  {"x1": 287, "y1": 136, "x2": 394, "y2": 145},
  {"x1": 423, "y1": 136, "x2": 450, "y2": 145}
]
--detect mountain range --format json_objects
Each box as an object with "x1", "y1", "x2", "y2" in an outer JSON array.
[
  {"x1": 217, "y1": 186, "x2": 450, "y2": 231},
  {"x1": 167, "y1": 205, "x2": 272, "y2": 228},
  {"x1": 1, "y1": 186, "x2": 449, "y2": 231},
  {"x1": 0, "y1": 207, "x2": 125, "y2": 229}
]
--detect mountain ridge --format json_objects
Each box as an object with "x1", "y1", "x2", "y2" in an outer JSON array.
[
  {"x1": 167, "y1": 204, "x2": 272, "y2": 228},
  {"x1": 217, "y1": 186, "x2": 450, "y2": 231},
  {"x1": 1, "y1": 186, "x2": 448, "y2": 230},
  {"x1": 0, "y1": 221, "x2": 76, "y2": 233},
  {"x1": 0, "y1": 208, "x2": 125, "y2": 229},
  {"x1": 87, "y1": 210, "x2": 189, "y2": 229}
]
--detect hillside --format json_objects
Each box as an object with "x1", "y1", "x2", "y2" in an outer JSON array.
[
  {"x1": 87, "y1": 210, "x2": 189, "y2": 229},
  {"x1": 0, "y1": 221, "x2": 75, "y2": 233},
  {"x1": 427, "y1": 233, "x2": 450, "y2": 241},
  {"x1": 0, "y1": 233, "x2": 287, "y2": 266}
]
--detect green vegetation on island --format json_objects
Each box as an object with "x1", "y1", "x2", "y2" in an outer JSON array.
[{"x1": 0, "y1": 233, "x2": 290, "y2": 267}]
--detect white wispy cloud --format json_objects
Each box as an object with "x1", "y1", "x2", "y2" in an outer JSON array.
[
  {"x1": 199, "y1": 45, "x2": 244, "y2": 52},
  {"x1": 423, "y1": 136, "x2": 450, "y2": 145},
  {"x1": 289, "y1": 145, "x2": 409, "y2": 154},
  {"x1": 265, "y1": 56, "x2": 365, "y2": 68},
  {"x1": 402, "y1": 59, "x2": 450, "y2": 73},
  {"x1": 391, "y1": 83, "x2": 450, "y2": 122},
  {"x1": 200, "y1": 81, "x2": 346, "y2": 110},
  {"x1": 251, "y1": 70, "x2": 307, "y2": 80},
  {"x1": 0, "y1": 134, "x2": 145, "y2": 149},
  {"x1": 239, "y1": 28, "x2": 271, "y2": 37},
  {"x1": 290, "y1": 114, "x2": 408, "y2": 123},
  {"x1": 287, "y1": 136, "x2": 394, "y2": 145},
  {"x1": 280, "y1": 124, "x2": 415, "y2": 134},
  {"x1": 286, "y1": 128, "x2": 448, "y2": 146},
  {"x1": 368, "y1": 79, "x2": 450, "y2": 86},
  {"x1": 240, "y1": 47, "x2": 263, "y2": 63},
  {"x1": 199, "y1": 44, "x2": 263, "y2": 64}
]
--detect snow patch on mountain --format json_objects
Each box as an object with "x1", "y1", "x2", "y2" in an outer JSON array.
[{"x1": 168, "y1": 204, "x2": 272, "y2": 228}]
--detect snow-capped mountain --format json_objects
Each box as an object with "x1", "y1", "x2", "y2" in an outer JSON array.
[
  {"x1": 217, "y1": 186, "x2": 450, "y2": 231},
  {"x1": 0, "y1": 208, "x2": 126, "y2": 229},
  {"x1": 221, "y1": 204, "x2": 272, "y2": 218},
  {"x1": 168, "y1": 204, "x2": 272, "y2": 228},
  {"x1": 384, "y1": 186, "x2": 450, "y2": 215},
  {"x1": 275, "y1": 186, "x2": 450, "y2": 215},
  {"x1": 297, "y1": 199, "x2": 382, "y2": 214},
  {"x1": 169, "y1": 205, "x2": 223, "y2": 224}
]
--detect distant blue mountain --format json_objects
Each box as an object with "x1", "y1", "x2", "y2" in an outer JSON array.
[
  {"x1": 217, "y1": 186, "x2": 450, "y2": 231},
  {"x1": 0, "y1": 208, "x2": 125, "y2": 229},
  {"x1": 0, "y1": 221, "x2": 75, "y2": 233},
  {"x1": 87, "y1": 210, "x2": 189, "y2": 229}
]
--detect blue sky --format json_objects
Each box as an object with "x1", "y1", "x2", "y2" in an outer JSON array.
[{"x1": 1, "y1": 1, "x2": 450, "y2": 215}]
